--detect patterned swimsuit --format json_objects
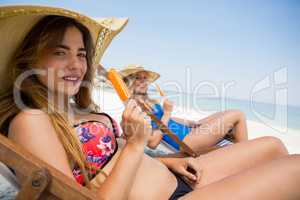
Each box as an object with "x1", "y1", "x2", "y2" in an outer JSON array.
[{"x1": 72, "y1": 113, "x2": 120, "y2": 185}]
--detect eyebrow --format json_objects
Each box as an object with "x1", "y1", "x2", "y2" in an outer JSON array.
[{"x1": 55, "y1": 44, "x2": 86, "y2": 52}]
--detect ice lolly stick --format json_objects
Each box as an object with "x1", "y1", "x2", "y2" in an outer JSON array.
[{"x1": 155, "y1": 84, "x2": 166, "y2": 97}]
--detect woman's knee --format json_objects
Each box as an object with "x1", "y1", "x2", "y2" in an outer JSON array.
[
  {"x1": 257, "y1": 136, "x2": 288, "y2": 156},
  {"x1": 225, "y1": 109, "x2": 246, "y2": 122}
]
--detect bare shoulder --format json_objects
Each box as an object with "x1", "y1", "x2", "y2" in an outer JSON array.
[
  {"x1": 8, "y1": 109, "x2": 75, "y2": 178},
  {"x1": 8, "y1": 108, "x2": 54, "y2": 141}
]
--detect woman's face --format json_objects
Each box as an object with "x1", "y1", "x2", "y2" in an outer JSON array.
[
  {"x1": 132, "y1": 71, "x2": 149, "y2": 95},
  {"x1": 35, "y1": 26, "x2": 88, "y2": 97}
]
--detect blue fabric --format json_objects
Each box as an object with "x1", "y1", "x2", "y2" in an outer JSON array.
[
  {"x1": 151, "y1": 104, "x2": 191, "y2": 150},
  {"x1": 150, "y1": 104, "x2": 164, "y2": 129}
]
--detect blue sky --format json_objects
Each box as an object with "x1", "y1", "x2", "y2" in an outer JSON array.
[{"x1": 1, "y1": 0, "x2": 300, "y2": 106}]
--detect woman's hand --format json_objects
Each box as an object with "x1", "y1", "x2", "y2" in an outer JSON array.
[
  {"x1": 160, "y1": 157, "x2": 202, "y2": 185},
  {"x1": 163, "y1": 99, "x2": 174, "y2": 113},
  {"x1": 121, "y1": 99, "x2": 152, "y2": 148}
]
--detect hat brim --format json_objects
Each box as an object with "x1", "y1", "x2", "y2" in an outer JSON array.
[
  {"x1": 0, "y1": 5, "x2": 128, "y2": 93},
  {"x1": 119, "y1": 67, "x2": 160, "y2": 83}
]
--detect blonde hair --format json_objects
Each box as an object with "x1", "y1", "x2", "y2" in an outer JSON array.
[{"x1": 0, "y1": 15, "x2": 100, "y2": 186}]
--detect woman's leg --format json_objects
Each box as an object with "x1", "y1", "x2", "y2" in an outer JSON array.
[
  {"x1": 180, "y1": 154, "x2": 300, "y2": 200},
  {"x1": 182, "y1": 109, "x2": 248, "y2": 153},
  {"x1": 224, "y1": 110, "x2": 248, "y2": 142},
  {"x1": 191, "y1": 137, "x2": 288, "y2": 188}
]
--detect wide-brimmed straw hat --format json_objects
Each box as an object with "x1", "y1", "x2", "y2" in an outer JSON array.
[
  {"x1": 119, "y1": 64, "x2": 160, "y2": 83},
  {"x1": 0, "y1": 5, "x2": 128, "y2": 93}
]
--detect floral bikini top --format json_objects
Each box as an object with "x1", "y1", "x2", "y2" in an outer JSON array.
[{"x1": 72, "y1": 113, "x2": 121, "y2": 185}]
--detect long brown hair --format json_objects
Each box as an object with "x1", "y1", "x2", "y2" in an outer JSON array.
[{"x1": 0, "y1": 15, "x2": 100, "y2": 186}]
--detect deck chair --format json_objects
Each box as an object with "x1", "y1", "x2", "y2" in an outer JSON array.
[{"x1": 0, "y1": 133, "x2": 99, "y2": 200}]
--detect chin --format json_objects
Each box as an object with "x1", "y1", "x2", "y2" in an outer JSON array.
[
  {"x1": 56, "y1": 87, "x2": 80, "y2": 97},
  {"x1": 67, "y1": 89, "x2": 80, "y2": 97}
]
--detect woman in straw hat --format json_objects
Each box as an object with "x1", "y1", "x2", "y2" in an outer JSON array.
[
  {"x1": 120, "y1": 65, "x2": 248, "y2": 154},
  {"x1": 1, "y1": 5, "x2": 300, "y2": 200}
]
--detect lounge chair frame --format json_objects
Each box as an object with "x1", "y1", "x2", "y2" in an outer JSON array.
[{"x1": 0, "y1": 133, "x2": 99, "y2": 200}]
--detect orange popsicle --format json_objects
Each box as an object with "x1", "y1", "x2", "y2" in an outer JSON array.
[{"x1": 107, "y1": 68, "x2": 131, "y2": 102}]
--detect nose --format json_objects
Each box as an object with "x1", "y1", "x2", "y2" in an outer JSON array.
[
  {"x1": 141, "y1": 78, "x2": 149, "y2": 84},
  {"x1": 67, "y1": 54, "x2": 82, "y2": 71}
]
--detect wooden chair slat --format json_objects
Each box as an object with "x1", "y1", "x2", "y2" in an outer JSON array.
[{"x1": 0, "y1": 133, "x2": 99, "y2": 200}]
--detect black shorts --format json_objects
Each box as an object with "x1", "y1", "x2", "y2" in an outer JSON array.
[{"x1": 169, "y1": 173, "x2": 193, "y2": 200}]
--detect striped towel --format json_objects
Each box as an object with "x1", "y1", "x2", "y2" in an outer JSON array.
[{"x1": 215, "y1": 139, "x2": 234, "y2": 147}]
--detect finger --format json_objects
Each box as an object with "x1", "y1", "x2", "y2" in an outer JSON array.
[
  {"x1": 134, "y1": 109, "x2": 148, "y2": 127},
  {"x1": 195, "y1": 169, "x2": 202, "y2": 183},
  {"x1": 182, "y1": 176, "x2": 195, "y2": 187},
  {"x1": 180, "y1": 168, "x2": 197, "y2": 182},
  {"x1": 123, "y1": 99, "x2": 134, "y2": 116},
  {"x1": 130, "y1": 106, "x2": 140, "y2": 121},
  {"x1": 125, "y1": 100, "x2": 139, "y2": 118},
  {"x1": 187, "y1": 165, "x2": 202, "y2": 183},
  {"x1": 127, "y1": 99, "x2": 137, "y2": 110},
  {"x1": 187, "y1": 162, "x2": 201, "y2": 183},
  {"x1": 187, "y1": 165, "x2": 197, "y2": 175},
  {"x1": 136, "y1": 105, "x2": 142, "y2": 113}
]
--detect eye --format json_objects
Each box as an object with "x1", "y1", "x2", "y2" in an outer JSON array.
[
  {"x1": 77, "y1": 52, "x2": 87, "y2": 59},
  {"x1": 53, "y1": 51, "x2": 66, "y2": 56}
]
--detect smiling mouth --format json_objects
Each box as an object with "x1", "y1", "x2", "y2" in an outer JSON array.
[{"x1": 62, "y1": 76, "x2": 81, "y2": 85}]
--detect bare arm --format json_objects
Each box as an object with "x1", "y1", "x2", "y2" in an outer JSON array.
[{"x1": 97, "y1": 100, "x2": 151, "y2": 200}]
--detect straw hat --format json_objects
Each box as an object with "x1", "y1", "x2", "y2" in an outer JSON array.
[
  {"x1": 0, "y1": 5, "x2": 128, "y2": 93},
  {"x1": 119, "y1": 64, "x2": 160, "y2": 83}
]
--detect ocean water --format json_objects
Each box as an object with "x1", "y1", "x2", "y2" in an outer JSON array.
[
  {"x1": 147, "y1": 89, "x2": 300, "y2": 131},
  {"x1": 98, "y1": 87, "x2": 300, "y2": 131}
]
